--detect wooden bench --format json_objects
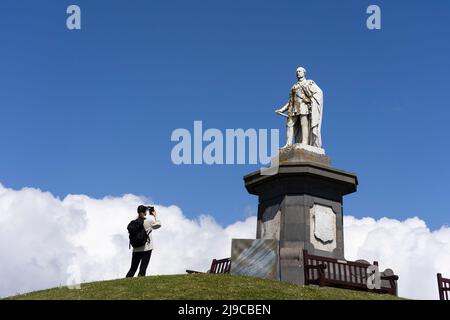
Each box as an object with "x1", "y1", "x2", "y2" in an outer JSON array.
[
  {"x1": 303, "y1": 250, "x2": 398, "y2": 295},
  {"x1": 437, "y1": 273, "x2": 450, "y2": 300},
  {"x1": 186, "y1": 257, "x2": 231, "y2": 274}
]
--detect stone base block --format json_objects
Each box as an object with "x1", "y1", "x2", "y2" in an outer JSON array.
[{"x1": 231, "y1": 239, "x2": 279, "y2": 280}]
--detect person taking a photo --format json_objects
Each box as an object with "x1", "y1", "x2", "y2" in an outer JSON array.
[{"x1": 126, "y1": 205, "x2": 161, "y2": 277}]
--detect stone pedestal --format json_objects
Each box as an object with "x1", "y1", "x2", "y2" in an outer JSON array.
[{"x1": 234, "y1": 147, "x2": 358, "y2": 285}]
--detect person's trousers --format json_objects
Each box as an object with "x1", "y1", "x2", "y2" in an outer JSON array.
[{"x1": 126, "y1": 250, "x2": 152, "y2": 277}]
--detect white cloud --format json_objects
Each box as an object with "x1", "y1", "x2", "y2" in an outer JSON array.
[
  {"x1": 0, "y1": 183, "x2": 449, "y2": 300},
  {"x1": 0, "y1": 183, "x2": 255, "y2": 298},
  {"x1": 344, "y1": 216, "x2": 450, "y2": 300}
]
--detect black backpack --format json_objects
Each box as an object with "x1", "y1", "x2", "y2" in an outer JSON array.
[{"x1": 127, "y1": 219, "x2": 149, "y2": 248}]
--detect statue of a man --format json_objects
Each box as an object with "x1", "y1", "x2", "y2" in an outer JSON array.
[{"x1": 276, "y1": 67, "x2": 324, "y2": 149}]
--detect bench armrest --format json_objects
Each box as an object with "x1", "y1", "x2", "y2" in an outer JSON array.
[
  {"x1": 304, "y1": 263, "x2": 327, "y2": 287},
  {"x1": 381, "y1": 275, "x2": 399, "y2": 281},
  {"x1": 186, "y1": 270, "x2": 204, "y2": 274}
]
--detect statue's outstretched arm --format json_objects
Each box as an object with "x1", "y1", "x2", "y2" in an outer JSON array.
[{"x1": 276, "y1": 102, "x2": 289, "y2": 113}]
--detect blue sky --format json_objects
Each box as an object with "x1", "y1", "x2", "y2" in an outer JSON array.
[{"x1": 0, "y1": 0, "x2": 449, "y2": 229}]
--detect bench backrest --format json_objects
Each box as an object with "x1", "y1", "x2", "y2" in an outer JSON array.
[
  {"x1": 303, "y1": 250, "x2": 371, "y2": 288},
  {"x1": 210, "y1": 258, "x2": 231, "y2": 274},
  {"x1": 437, "y1": 273, "x2": 450, "y2": 300}
]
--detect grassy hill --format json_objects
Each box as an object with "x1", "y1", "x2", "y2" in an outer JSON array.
[{"x1": 5, "y1": 274, "x2": 403, "y2": 300}]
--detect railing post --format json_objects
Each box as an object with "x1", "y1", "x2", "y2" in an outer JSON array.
[
  {"x1": 211, "y1": 259, "x2": 217, "y2": 274},
  {"x1": 302, "y1": 250, "x2": 310, "y2": 285},
  {"x1": 437, "y1": 273, "x2": 444, "y2": 301}
]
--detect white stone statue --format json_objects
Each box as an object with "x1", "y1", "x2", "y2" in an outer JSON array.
[{"x1": 275, "y1": 67, "x2": 324, "y2": 151}]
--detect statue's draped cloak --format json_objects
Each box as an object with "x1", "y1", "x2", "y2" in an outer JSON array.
[{"x1": 300, "y1": 79, "x2": 323, "y2": 147}]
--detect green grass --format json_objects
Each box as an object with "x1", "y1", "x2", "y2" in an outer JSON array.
[{"x1": 5, "y1": 274, "x2": 404, "y2": 300}]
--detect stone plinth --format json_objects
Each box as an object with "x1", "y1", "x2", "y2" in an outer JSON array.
[
  {"x1": 240, "y1": 154, "x2": 358, "y2": 285},
  {"x1": 278, "y1": 145, "x2": 331, "y2": 166}
]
